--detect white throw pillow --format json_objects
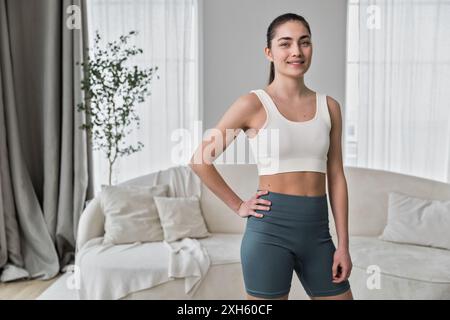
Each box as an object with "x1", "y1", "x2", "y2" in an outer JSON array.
[
  {"x1": 153, "y1": 195, "x2": 211, "y2": 243},
  {"x1": 100, "y1": 184, "x2": 169, "y2": 245},
  {"x1": 379, "y1": 191, "x2": 450, "y2": 250}
]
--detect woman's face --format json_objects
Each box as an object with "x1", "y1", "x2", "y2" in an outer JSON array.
[{"x1": 265, "y1": 21, "x2": 313, "y2": 77}]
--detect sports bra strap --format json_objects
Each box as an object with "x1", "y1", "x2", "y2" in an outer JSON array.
[{"x1": 249, "y1": 89, "x2": 278, "y2": 116}]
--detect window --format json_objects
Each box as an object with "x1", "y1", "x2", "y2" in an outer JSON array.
[
  {"x1": 86, "y1": 0, "x2": 200, "y2": 194},
  {"x1": 345, "y1": 0, "x2": 450, "y2": 182}
]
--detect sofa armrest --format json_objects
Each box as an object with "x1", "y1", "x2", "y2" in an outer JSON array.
[{"x1": 76, "y1": 197, "x2": 105, "y2": 252}]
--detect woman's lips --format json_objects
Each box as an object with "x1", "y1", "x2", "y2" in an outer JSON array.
[{"x1": 287, "y1": 61, "x2": 305, "y2": 67}]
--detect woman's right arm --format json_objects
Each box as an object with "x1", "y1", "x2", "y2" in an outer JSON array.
[{"x1": 188, "y1": 93, "x2": 271, "y2": 218}]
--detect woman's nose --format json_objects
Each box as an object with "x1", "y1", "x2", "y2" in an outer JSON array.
[{"x1": 292, "y1": 45, "x2": 303, "y2": 56}]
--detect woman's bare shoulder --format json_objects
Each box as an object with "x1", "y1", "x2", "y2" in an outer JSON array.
[
  {"x1": 325, "y1": 95, "x2": 342, "y2": 126},
  {"x1": 212, "y1": 91, "x2": 264, "y2": 132},
  {"x1": 225, "y1": 92, "x2": 263, "y2": 122},
  {"x1": 325, "y1": 95, "x2": 340, "y2": 108},
  {"x1": 235, "y1": 91, "x2": 263, "y2": 113}
]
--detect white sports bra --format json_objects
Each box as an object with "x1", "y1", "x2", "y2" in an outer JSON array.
[{"x1": 247, "y1": 89, "x2": 331, "y2": 176}]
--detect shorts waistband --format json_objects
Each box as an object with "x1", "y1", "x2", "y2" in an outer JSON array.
[{"x1": 256, "y1": 189, "x2": 327, "y2": 209}]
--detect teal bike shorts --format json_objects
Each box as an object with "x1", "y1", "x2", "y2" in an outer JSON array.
[{"x1": 240, "y1": 190, "x2": 351, "y2": 299}]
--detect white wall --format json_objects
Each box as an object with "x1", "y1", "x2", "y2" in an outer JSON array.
[{"x1": 201, "y1": 0, "x2": 348, "y2": 134}]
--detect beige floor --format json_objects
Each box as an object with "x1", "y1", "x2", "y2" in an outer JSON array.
[{"x1": 0, "y1": 273, "x2": 62, "y2": 300}]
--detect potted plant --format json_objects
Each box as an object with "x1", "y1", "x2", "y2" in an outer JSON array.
[{"x1": 77, "y1": 30, "x2": 159, "y2": 185}]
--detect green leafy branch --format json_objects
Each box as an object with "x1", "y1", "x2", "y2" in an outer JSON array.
[{"x1": 77, "y1": 30, "x2": 159, "y2": 185}]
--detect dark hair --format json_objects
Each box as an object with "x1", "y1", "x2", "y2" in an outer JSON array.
[{"x1": 266, "y1": 13, "x2": 312, "y2": 85}]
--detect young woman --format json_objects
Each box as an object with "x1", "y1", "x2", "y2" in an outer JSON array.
[{"x1": 189, "y1": 13, "x2": 353, "y2": 300}]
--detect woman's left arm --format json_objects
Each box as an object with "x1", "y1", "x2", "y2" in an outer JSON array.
[{"x1": 325, "y1": 96, "x2": 352, "y2": 283}]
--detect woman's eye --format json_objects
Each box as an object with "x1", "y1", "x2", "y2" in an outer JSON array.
[
  {"x1": 281, "y1": 43, "x2": 289, "y2": 47},
  {"x1": 301, "y1": 42, "x2": 311, "y2": 46}
]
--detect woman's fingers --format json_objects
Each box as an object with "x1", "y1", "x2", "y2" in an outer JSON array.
[
  {"x1": 247, "y1": 190, "x2": 270, "y2": 218},
  {"x1": 254, "y1": 190, "x2": 271, "y2": 207},
  {"x1": 332, "y1": 263, "x2": 350, "y2": 283},
  {"x1": 340, "y1": 265, "x2": 350, "y2": 282},
  {"x1": 256, "y1": 198, "x2": 271, "y2": 206},
  {"x1": 332, "y1": 261, "x2": 339, "y2": 280},
  {"x1": 253, "y1": 205, "x2": 271, "y2": 211},
  {"x1": 250, "y1": 211, "x2": 264, "y2": 218},
  {"x1": 347, "y1": 265, "x2": 353, "y2": 279},
  {"x1": 255, "y1": 190, "x2": 269, "y2": 197},
  {"x1": 343, "y1": 264, "x2": 352, "y2": 280}
]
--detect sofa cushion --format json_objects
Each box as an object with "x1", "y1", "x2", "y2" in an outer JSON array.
[
  {"x1": 75, "y1": 233, "x2": 243, "y2": 299},
  {"x1": 379, "y1": 192, "x2": 450, "y2": 250},
  {"x1": 154, "y1": 195, "x2": 211, "y2": 242},
  {"x1": 100, "y1": 184, "x2": 169, "y2": 244},
  {"x1": 350, "y1": 236, "x2": 450, "y2": 283}
]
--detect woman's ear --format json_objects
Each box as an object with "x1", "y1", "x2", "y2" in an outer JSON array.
[{"x1": 264, "y1": 47, "x2": 273, "y2": 62}]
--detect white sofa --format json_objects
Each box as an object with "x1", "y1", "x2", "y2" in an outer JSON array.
[{"x1": 76, "y1": 164, "x2": 450, "y2": 299}]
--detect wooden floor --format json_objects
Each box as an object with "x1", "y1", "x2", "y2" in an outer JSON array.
[{"x1": 0, "y1": 273, "x2": 63, "y2": 300}]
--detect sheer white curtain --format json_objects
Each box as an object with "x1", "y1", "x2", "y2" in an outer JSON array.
[
  {"x1": 86, "y1": 0, "x2": 199, "y2": 195},
  {"x1": 345, "y1": 0, "x2": 450, "y2": 183}
]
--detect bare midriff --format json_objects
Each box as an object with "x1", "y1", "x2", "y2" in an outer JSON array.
[
  {"x1": 247, "y1": 90, "x2": 328, "y2": 197},
  {"x1": 258, "y1": 171, "x2": 326, "y2": 197}
]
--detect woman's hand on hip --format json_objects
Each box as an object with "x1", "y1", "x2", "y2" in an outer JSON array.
[{"x1": 236, "y1": 190, "x2": 271, "y2": 218}]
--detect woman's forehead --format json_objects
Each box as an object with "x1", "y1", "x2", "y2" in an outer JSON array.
[{"x1": 275, "y1": 21, "x2": 310, "y2": 39}]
